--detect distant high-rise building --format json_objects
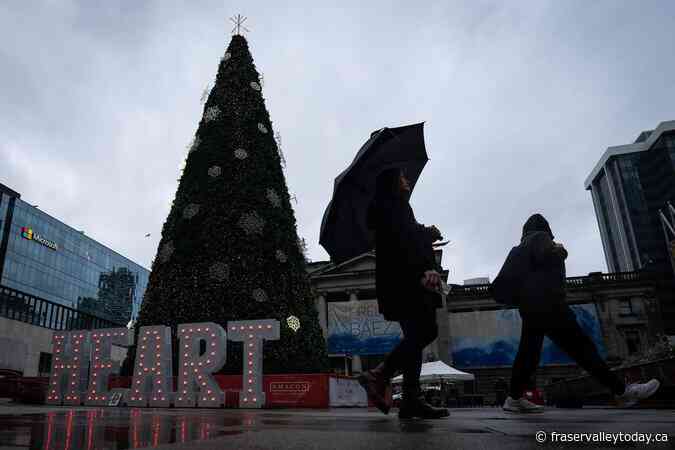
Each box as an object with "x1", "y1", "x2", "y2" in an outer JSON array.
[{"x1": 585, "y1": 121, "x2": 675, "y2": 274}]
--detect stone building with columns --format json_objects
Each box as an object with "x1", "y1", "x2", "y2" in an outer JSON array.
[
  {"x1": 306, "y1": 252, "x2": 667, "y2": 404},
  {"x1": 307, "y1": 249, "x2": 450, "y2": 375}
]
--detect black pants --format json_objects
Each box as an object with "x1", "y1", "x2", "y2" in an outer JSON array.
[
  {"x1": 381, "y1": 306, "x2": 438, "y2": 395},
  {"x1": 509, "y1": 304, "x2": 625, "y2": 399}
]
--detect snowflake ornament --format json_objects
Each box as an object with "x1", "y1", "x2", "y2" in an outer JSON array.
[
  {"x1": 183, "y1": 203, "x2": 200, "y2": 219},
  {"x1": 158, "y1": 241, "x2": 174, "y2": 264},
  {"x1": 208, "y1": 166, "x2": 222, "y2": 178},
  {"x1": 204, "y1": 106, "x2": 221, "y2": 122},
  {"x1": 238, "y1": 211, "x2": 265, "y2": 235},
  {"x1": 286, "y1": 316, "x2": 301, "y2": 333},
  {"x1": 209, "y1": 262, "x2": 230, "y2": 282},
  {"x1": 234, "y1": 148, "x2": 248, "y2": 160},
  {"x1": 250, "y1": 81, "x2": 261, "y2": 91},
  {"x1": 188, "y1": 136, "x2": 201, "y2": 154},
  {"x1": 252, "y1": 288, "x2": 268, "y2": 303},
  {"x1": 266, "y1": 188, "x2": 281, "y2": 208},
  {"x1": 257, "y1": 123, "x2": 268, "y2": 134},
  {"x1": 275, "y1": 250, "x2": 288, "y2": 263}
]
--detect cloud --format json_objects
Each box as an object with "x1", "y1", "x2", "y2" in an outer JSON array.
[{"x1": 1, "y1": 0, "x2": 674, "y2": 281}]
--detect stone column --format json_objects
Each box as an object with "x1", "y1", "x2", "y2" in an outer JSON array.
[
  {"x1": 595, "y1": 297, "x2": 621, "y2": 361},
  {"x1": 314, "y1": 292, "x2": 327, "y2": 338},
  {"x1": 347, "y1": 290, "x2": 362, "y2": 374},
  {"x1": 435, "y1": 293, "x2": 452, "y2": 365}
]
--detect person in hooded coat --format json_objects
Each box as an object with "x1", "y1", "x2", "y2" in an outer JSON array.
[
  {"x1": 504, "y1": 214, "x2": 661, "y2": 413},
  {"x1": 358, "y1": 167, "x2": 449, "y2": 420}
]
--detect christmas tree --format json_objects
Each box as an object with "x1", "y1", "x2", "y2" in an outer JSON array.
[{"x1": 124, "y1": 31, "x2": 328, "y2": 375}]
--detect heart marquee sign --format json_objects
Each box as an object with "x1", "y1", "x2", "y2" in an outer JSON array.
[{"x1": 45, "y1": 319, "x2": 280, "y2": 409}]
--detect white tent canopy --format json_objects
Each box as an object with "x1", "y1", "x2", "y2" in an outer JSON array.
[{"x1": 392, "y1": 361, "x2": 474, "y2": 384}]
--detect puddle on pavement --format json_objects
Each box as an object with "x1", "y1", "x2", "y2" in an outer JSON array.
[{"x1": 0, "y1": 409, "x2": 247, "y2": 450}]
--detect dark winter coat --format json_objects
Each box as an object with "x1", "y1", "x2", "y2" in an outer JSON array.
[
  {"x1": 519, "y1": 214, "x2": 568, "y2": 313},
  {"x1": 369, "y1": 169, "x2": 441, "y2": 321}
]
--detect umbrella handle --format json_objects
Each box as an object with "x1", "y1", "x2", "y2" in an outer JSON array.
[{"x1": 432, "y1": 240, "x2": 450, "y2": 248}]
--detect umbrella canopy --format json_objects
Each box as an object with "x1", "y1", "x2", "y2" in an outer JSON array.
[
  {"x1": 392, "y1": 361, "x2": 475, "y2": 384},
  {"x1": 319, "y1": 122, "x2": 429, "y2": 264}
]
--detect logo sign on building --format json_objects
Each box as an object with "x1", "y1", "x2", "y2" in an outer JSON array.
[
  {"x1": 21, "y1": 227, "x2": 58, "y2": 251},
  {"x1": 269, "y1": 382, "x2": 311, "y2": 393},
  {"x1": 327, "y1": 300, "x2": 402, "y2": 355}
]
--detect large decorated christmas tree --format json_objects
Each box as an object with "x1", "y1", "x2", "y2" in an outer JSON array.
[{"x1": 124, "y1": 31, "x2": 328, "y2": 375}]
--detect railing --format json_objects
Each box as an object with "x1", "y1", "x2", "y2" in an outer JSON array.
[
  {"x1": 0, "y1": 285, "x2": 124, "y2": 331},
  {"x1": 449, "y1": 271, "x2": 656, "y2": 298}
]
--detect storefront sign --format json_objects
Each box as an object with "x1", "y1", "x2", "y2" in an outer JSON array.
[
  {"x1": 46, "y1": 319, "x2": 280, "y2": 409},
  {"x1": 21, "y1": 227, "x2": 58, "y2": 251}
]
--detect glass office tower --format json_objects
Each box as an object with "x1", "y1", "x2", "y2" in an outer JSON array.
[
  {"x1": 585, "y1": 121, "x2": 675, "y2": 274},
  {"x1": 0, "y1": 184, "x2": 149, "y2": 324}
]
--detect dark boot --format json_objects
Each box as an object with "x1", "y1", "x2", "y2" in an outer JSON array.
[
  {"x1": 399, "y1": 391, "x2": 449, "y2": 420},
  {"x1": 357, "y1": 363, "x2": 392, "y2": 415}
]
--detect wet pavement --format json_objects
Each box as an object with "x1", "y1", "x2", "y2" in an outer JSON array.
[{"x1": 0, "y1": 403, "x2": 672, "y2": 450}]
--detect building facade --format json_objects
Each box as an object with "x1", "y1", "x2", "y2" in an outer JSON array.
[
  {"x1": 307, "y1": 249, "x2": 450, "y2": 376},
  {"x1": 584, "y1": 120, "x2": 675, "y2": 274},
  {"x1": 307, "y1": 255, "x2": 666, "y2": 405},
  {"x1": 0, "y1": 183, "x2": 149, "y2": 325},
  {"x1": 464, "y1": 277, "x2": 490, "y2": 286}
]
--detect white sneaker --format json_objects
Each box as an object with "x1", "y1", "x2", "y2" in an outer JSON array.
[
  {"x1": 616, "y1": 379, "x2": 661, "y2": 408},
  {"x1": 503, "y1": 396, "x2": 545, "y2": 413}
]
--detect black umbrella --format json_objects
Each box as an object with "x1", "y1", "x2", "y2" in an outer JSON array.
[{"x1": 319, "y1": 122, "x2": 429, "y2": 264}]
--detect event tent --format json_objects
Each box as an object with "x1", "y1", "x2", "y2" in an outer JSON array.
[{"x1": 392, "y1": 360, "x2": 474, "y2": 384}]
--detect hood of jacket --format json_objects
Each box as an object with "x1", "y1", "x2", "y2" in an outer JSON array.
[{"x1": 521, "y1": 214, "x2": 554, "y2": 242}]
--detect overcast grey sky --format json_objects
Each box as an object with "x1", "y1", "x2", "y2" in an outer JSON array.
[{"x1": 2, "y1": 1, "x2": 674, "y2": 282}]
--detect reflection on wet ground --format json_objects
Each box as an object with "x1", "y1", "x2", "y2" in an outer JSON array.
[
  {"x1": 0, "y1": 408, "x2": 443, "y2": 450},
  {"x1": 1, "y1": 407, "x2": 672, "y2": 450},
  {"x1": 0, "y1": 409, "x2": 249, "y2": 450}
]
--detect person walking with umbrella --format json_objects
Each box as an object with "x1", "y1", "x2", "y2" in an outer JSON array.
[
  {"x1": 320, "y1": 123, "x2": 448, "y2": 419},
  {"x1": 359, "y1": 168, "x2": 449, "y2": 419}
]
